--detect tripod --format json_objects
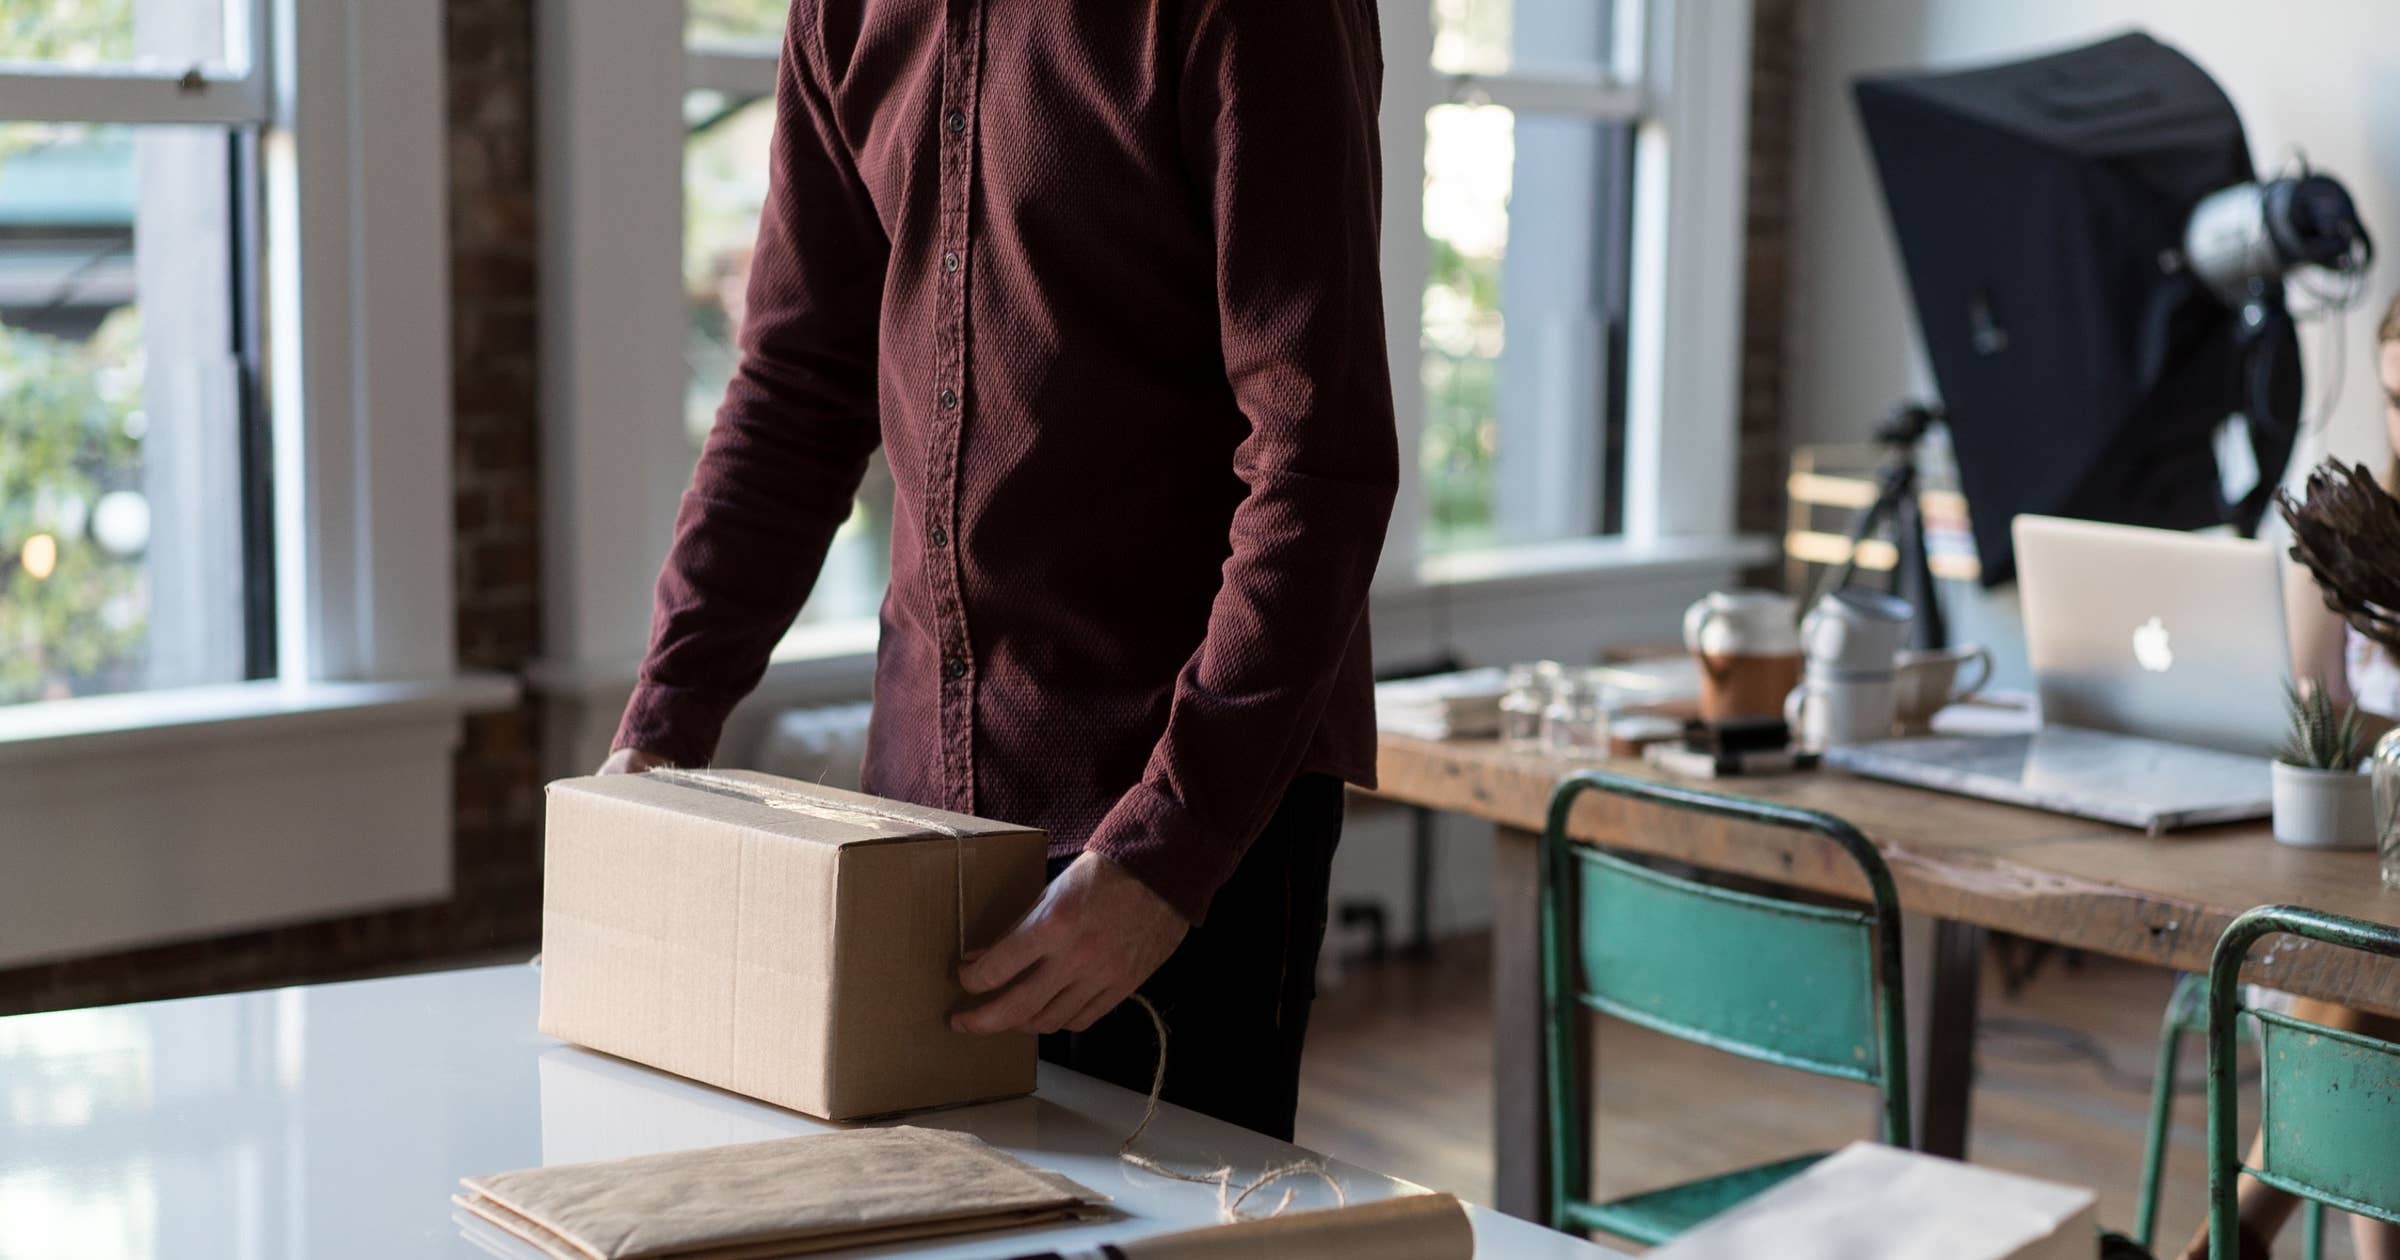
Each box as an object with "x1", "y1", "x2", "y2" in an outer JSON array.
[{"x1": 1819, "y1": 402, "x2": 1948, "y2": 652}]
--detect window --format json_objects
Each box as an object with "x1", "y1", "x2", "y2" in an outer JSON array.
[
  {"x1": 685, "y1": 3, "x2": 891, "y2": 630},
  {"x1": 1415, "y1": 0, "x2": 1643, "y2": 555},
  {"x1": 0, "y1": 1, "x2": 273, "y2": 706}
]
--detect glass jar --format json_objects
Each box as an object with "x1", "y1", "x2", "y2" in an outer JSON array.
[
  {"x1": 1499, "y1": 663, "x2": 1553, "y2": 753},
  {"x1": 1543, "y1": 668, "x2": 1615, "y2": 763},
  {"x1": 2372, "y1": 727, "x2": 2400, "y2": 889}
]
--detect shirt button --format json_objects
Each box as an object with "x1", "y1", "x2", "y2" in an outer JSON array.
[
  {"x1": 938, "y1": 388, "x2": 959, "y2": 409},
  {"x1": 942, "y1": 251, "x2": 961, "y2": 273},
  {"x1": 944, "y1": 110, "x2": 966, "y2": 135},
  {"x1": 942, "y1": 655, "x2": 968, "y2": 681},
  {"x1": 928, "y1": 525, "x2": 949, "y2": 549}
]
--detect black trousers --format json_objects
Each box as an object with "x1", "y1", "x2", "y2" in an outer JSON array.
[{"x1": 1038, "y1": 774, "x2": 1345, "y2": 1141}]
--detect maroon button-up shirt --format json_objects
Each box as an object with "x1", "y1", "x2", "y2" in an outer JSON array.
[{"x1": 616, "y1": 0, "x2": 1396, "y2": 923}]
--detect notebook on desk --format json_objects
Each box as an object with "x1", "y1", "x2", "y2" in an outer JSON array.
[{"x1": 1824, "y1": 729, "x2": 2271, "y2": 833}]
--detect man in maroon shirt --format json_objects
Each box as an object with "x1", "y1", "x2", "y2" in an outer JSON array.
[{"x1": 601, "y1": 0, "x2": 1394, "y2": 1139}]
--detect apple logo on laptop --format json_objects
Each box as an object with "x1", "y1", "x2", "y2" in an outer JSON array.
[{"x1": 2133, "y1": 617, "x2": 2175, "y2": 673}]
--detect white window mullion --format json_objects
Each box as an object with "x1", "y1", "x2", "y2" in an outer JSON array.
[
  {"x1": 267, "y1": 0, "x2": 454, "y2": 682},
  {"x1": 1438, "y1": 71, "x2": 1644, "y2": 119},
  {"x1": 1375, "y1": 0, "x2": 1434, "y2": 594},
  {"x1": 686, "y1": 44, "x2": 780, "y2": 99},
  {"x1": 1621, "y1": 0, "x2": 1751, "y2": 543},
  {"x1": 0, "y1": 68, "x2": 270, "y2": 127}
]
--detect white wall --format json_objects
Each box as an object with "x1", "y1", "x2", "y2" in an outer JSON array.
[{"x1": 1789, "y1": 0, "x2": 2400, "y2": 466}]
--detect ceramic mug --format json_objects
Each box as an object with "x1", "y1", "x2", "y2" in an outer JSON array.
[
  {"x1": 1685, "y1": 590, "x2": 1803, "y2": 725},
  {"x1": 1892, "y1": 644, "x2": 1994, "y2": 733},
  {"x1": 1784, "y1": 669, "x2": 1899, "y2": 751},
  {"x1": 1683, "y1": 589, "x2": 1802, "y2": 658},
  {"x1": 1800, "y1": 588, "x2": 1914, "y2": 673}
]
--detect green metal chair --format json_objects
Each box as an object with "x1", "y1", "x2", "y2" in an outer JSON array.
[
  {"x1": 1540, "y1": 769, "x2": 1913, "y2": 1245},
  {"x1": 2203, "y1": 906, "x2": 2400, "y2": 1260},
  {"x1": 2134, "y1": 974, "x2": 2325, "y2": 1258}
]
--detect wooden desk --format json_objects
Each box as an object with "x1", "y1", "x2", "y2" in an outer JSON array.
[{"x1": 1368, "y1": 733, "x2": 2400, "y2": 1223}]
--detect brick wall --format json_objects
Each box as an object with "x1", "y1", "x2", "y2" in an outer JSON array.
[
  {"x1": 0, "y1": 0, "x2": 544, "y2": 1017},
  {"x1": 1739, "y1": 0, "x2": 1800, "y2": 586},
  {"x1": 445, "y1": 0, "x2": 547, "y2": 951}
]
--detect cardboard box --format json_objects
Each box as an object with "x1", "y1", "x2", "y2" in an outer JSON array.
[
  {"x1": 1650, "y1": 1142, "x2": 2098, "y2": 1260},
  {"x1": 539, "y1": 768, "x2": 1048, "y2": 1120}
]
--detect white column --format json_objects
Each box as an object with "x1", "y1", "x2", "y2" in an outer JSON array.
[{"x1": 536, "y1": 0, "x2": 692, "y2": 670}]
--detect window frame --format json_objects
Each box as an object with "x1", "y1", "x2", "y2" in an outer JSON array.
[
  {"x1": 0, "y1": 0, "x2": 500, "y2": 967},
  {"x1": 0, "y1": 0, "x2": 461, "y2": 695},
  {"x1": 1380, "y1": 0, "x2": 1754, "y2": 588}
]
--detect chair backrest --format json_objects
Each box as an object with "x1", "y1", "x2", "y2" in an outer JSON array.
[
  {"x1": 1542, "y1": 770, "x2": 1913, "y2": 1217},
  {"x1": 2207, "y1": 907, "x2": 2400, "y2": 1259}
]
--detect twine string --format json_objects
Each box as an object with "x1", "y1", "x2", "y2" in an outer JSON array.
[{"x1": 1117, "y1": 995, "x2": 1346, "y2": 1222}]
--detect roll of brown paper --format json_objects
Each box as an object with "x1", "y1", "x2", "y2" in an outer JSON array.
[{"x1": 1118, "y1": 1194, "x2": 1473, "y2": 1260}]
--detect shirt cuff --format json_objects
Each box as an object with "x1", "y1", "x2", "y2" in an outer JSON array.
[
  {"x1": 1083, "y1": 780, "x2": 1245, "y2": 926},
  {"x1": 612, "y1": 682, "x2": 743, "y2": 769}
]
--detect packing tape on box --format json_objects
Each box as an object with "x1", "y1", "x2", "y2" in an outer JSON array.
[{"x1": 647, "y1": 768, "x2": 974, "y2": 955}]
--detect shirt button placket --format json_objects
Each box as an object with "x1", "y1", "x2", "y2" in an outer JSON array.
[{"x1": 935, "y1": 0, "x2": 981, "y2": 814}]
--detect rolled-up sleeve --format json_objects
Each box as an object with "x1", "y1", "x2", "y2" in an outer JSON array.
[{"x1": 1082, "y1": 0, "x2": 1396, "y2": 923}]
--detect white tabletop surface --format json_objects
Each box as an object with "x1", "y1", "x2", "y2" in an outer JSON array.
[{"x1": 0, "y1": 963, "x2": 1621, "y2": 1259}]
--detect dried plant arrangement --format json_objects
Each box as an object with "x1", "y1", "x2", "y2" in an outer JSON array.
[{"x1": 2276, "y1": 457, "x2": 2400, "y2": 652}]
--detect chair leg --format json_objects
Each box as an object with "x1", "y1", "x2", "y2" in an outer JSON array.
[
  {"x1": 2136, "y1": 997, "x2": 2190, "y2": 1248},
  {"x1": 2302, "y1": 1201, "x2": 2324, "y2": 1260}
]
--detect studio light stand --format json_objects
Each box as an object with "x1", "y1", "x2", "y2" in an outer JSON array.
[{"x1": 1818, "y1": 402, "x2": 1948, "y2": 652}]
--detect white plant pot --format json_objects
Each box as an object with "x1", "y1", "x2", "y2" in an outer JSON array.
[{"x1": 2271, "y1": 762, "x2": 2376, "y2": 850}]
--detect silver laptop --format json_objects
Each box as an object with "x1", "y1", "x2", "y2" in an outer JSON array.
[
  {"x1": 1825, "y1": 517, "x2": 2284, "y2": 831},
  {"x1": 2015, "y1": 515, "x2": 2289, "y2": 756}
]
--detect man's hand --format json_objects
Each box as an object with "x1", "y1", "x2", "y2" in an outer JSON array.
[
  {"x1": 597, "y1": 747, "x2": 671, "y2": 775},
  {"x1": 953, "y1": 851, "x2": 1188, "y2": 1036}
]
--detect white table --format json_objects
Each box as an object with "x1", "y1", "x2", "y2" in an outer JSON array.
[{"x1": 0, "y1": 964, "x2": 1621, "y2": 1259}]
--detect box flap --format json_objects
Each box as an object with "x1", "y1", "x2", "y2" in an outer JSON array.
[{"x1": 547, "y1": 769, "x2": 1033, "y2": 849}]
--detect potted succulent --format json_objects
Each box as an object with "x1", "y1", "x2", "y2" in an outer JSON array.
[{"x1": 2273, "y1": 680, "x2": 2376, "y2": 850}]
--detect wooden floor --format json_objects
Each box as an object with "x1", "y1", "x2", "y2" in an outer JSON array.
[{"x1": 1296, "y1": 935, "x2": 2350, "y2": 1257}]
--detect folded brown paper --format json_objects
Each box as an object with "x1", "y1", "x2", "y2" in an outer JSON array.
[
  {"x1": 1118, "y1": 1193, "x2": 1473, "y2": 1260},
  {"x1": 539, "y1": 769, "x2": 1047, "y2": 1120},
  {"x1": 454, "y1": 1127, "x2": 1102, "y2": 1260}
]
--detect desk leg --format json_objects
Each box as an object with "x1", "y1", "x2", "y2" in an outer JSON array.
[
  {"x1": 1915, "y1": 918, "x2": 1984, "y2": 1158},
  {"x1": 1492, "y1": 824, "x2": 1551, "y2": 1223}
]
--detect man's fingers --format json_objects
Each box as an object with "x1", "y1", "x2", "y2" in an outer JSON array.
[
  {"x1": 958, "y1": 919, "x2": 1046, "y2": 994},
  {"x1": 1063, "y1": 986, "x2": 1127, "y2": 1034},
  {"x1": 953, "y1": 959, "x2": 1068, "y2": 1035},
  {"x1": 1027, "y1": 979, "x2": 1103, "y2": 1035}
]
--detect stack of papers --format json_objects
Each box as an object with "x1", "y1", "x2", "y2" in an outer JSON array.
[
  {"x1": 454, "y1": 1127, "x2": 1100, "y2": 1259},
  {"x1": 1650, "y1": 1142, "x2": 2096, "y2": 1260},
  {"x1": 1374, "y1": 668, "x2": 1509, "y2": 740}
]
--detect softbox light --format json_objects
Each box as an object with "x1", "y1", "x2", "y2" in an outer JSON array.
[{"x1": 1856, "y1": 31, "x2": 2298, "y2": 586}]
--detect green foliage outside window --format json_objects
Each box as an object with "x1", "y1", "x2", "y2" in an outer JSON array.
[
  {"x1": 1423, "y1": 236, "x2": 1502, "y2": 553},
  {"x1": 1, "y1": 308, "x2": 147, "y2": 704},
  {"x1": 0, "y1": 1, "x2": 151, "y2": 705},
  {"x1": 0, "y1": 0, "x2": 133, "y2": 64}
]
